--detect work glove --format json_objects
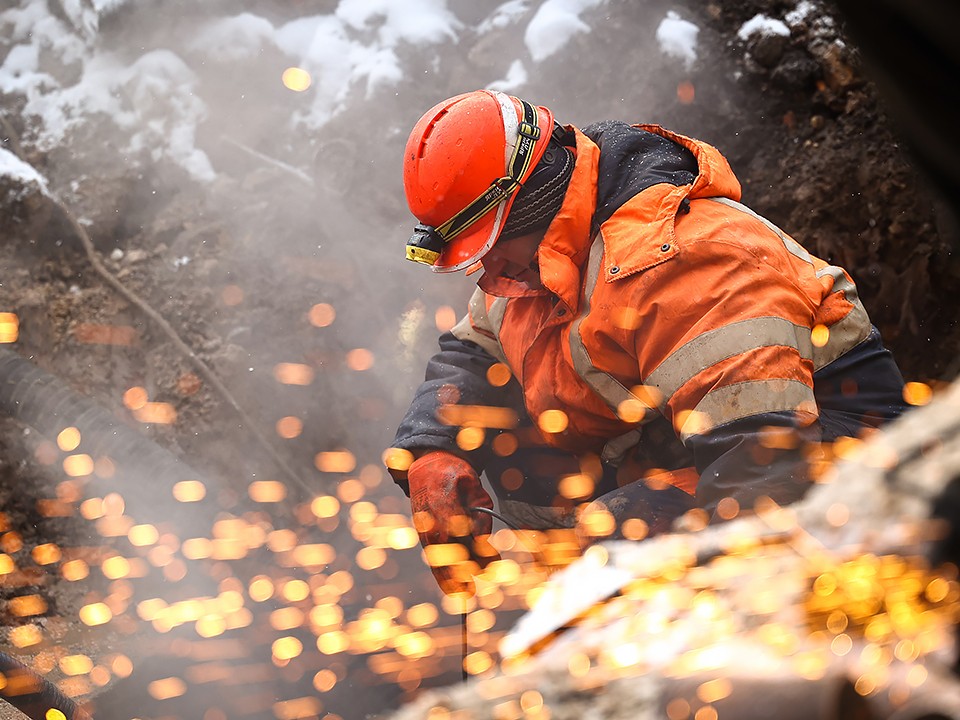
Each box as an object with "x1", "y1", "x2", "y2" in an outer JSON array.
[{"x1": 407, "y1": 450, "x2": 499, "y2": 595}]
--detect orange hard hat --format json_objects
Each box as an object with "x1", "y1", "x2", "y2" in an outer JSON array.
[{"x1": 403, "y1": 90, "x2": 556, "y2": 272}]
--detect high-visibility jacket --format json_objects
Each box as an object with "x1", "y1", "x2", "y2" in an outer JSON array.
[{"x1": 390, "y1": 121, "x2": 906, "y2": 531}]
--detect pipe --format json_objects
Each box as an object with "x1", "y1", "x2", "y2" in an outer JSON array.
[
  {"x1": 0, "y1": 347, "x2": 219, "y2": 524},
  {"x1": 0, "y1": 651, "x2": 94, "y2": 720},
  {"x1": 0, "y1": 347, "x2": 228, "y2": 719}
]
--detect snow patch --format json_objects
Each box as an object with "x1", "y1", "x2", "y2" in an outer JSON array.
[
  {"x1": 277, "y1": 15, "x2": 366, "y2": 127},
  {"x1": 92, "y1": 0, "x2": 141, "y2": 13},
  {"x1": 738, "y1": 14, "x2": 791, "y2": 41},
  {"x1": 122, "y1": 51, "x2": 215, "y2": 182},
  {"x1": 524, "y1": 0, "x2": 605, "y2": 63},
  {"x1": 656, "y1": 11, "x2": 699, "y2": 71},
  {"x1": 1, "y1": 2, "x2": 59, "y2": 41},
  {"x1": 786, "y1": 0, "x2": 818, "y2": 27},
  {"x1": 478, "y1": 1, "x2": 531, "y2": 34},
  {"x1": 56, "y1": 0, "x2": 99, "y2": 38},
  {"x1": 278, "y1": 3, "x2": 460, "y2": 129},
  {"x1": 335, "y1": 0, "x2": 460, "y2": 46},
  {"x1": 0, "y1": 147, "x2": 49, "y2": 196},
  {"x1": 487, "y1": 59, "x2": 528, "y2": 92},
  {"x1": 0, "y1": 0, "x2": 621, "y2": 182}
]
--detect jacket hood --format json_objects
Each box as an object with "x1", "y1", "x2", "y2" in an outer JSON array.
[
  {"x1": 585, "y1": 120, "x2": 698, "y2": 230},
  {"x1": 596, "y1": 123, "x2": 743, "y2": 281}
]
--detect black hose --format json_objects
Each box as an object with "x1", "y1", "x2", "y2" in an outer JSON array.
[
  {"x1": 0, "y1": 347, "x2": 217, "y2": 525},
  {"x1": 0, "y1": 651, "x2": 94, "y2": 720},
  {"x1": 0, "y1": 347, "x2": 228, "y2": 719}
]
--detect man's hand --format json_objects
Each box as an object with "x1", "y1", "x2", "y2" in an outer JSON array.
[{"x1": 407, "y1": 451, "x2": 499, "y2": 594}]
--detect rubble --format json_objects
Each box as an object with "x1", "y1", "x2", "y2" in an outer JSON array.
[{"x1": 389, "y1": 379, "x2": 960, "y2": 719}]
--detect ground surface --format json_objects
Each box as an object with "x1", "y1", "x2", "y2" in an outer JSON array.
[{"x1": 0, "y1": 1, "x2": 957, "y2": 718}]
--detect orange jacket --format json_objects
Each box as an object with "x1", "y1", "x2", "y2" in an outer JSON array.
[{"x1": 392, "y1": 122, "x2": 905, "y2": 528}]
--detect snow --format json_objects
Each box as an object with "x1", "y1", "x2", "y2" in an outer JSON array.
[
  {"x1": 189, "y1": 14, "x2": 277, "y2": 63},
  {"x1": 57, "y1": 0, "x2": 99, "y2": 39},
  {"x1": 656, "y1": 11, "x2": 700, "y2": 71},
  {"x1": 92, "y1": 0, "x2": 142, "y2": 13},
  {"x1": 478, "y1": 1, "x2": 531, "y2": 34},
  {"x1": 336, "y1": 0, "x2": 461, "y2": 47},
  {"x1": 0, "y1": 2, "x2": 54, "y2": 40},
  {"x1": 0, "y1": 147, "x2": 49, "y2": 195},
  {"x1": 0, "y1": 0, "x2": 703, "y2": 185},
  {"x1": 487, "y1": 60, "x2": 529, "y2": 93},
  {"x1": 738, "y1": 14, "x2": 791, "y2": 41},
  {"x1": 786, "y1": 0, "x2": 818, "y2": 27},
  {"x1": 524, "y1": 0, "x2": 606, "y2": 63}
]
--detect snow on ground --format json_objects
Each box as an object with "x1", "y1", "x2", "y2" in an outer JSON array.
[
  {"x1": 487, "y1": 59, "x2": 529, "y2": 93},
  {"x1": 523, "y1": 0, "x2": 606, "y2": 62},
  {"x1": 1, "y1": 0, "x2": 631, "y2": 183},
  {"x1": 656, "y1": 10, "x2": 700, "y2": 71},
  {"x1": 478, "y1": 0, "x2": 531, "y2": 34},
  {"x1": 0, "y1": 147, "x2": 49, "y2": 194},
  {"x1": 737, "y1": 13, "x2": 792, "y2": 41},
  {"x1": 785, "y1": 0, "x2": 818, "y2": 27}
]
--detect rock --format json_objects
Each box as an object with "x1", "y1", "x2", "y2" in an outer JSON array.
[
  {"x1": 770, "y1": 50, "x2": 819, "y2": 88},
  {"x1": 123, "y1": 249, "x2": 149, "y2": 264},
  {"x1": 749, "y1": 32, "x2": 789, "y2": 68}
]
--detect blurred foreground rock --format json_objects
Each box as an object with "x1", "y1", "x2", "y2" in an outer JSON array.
[{"x1": 390, "y1": 378, "x2": 960, "y2": 720}]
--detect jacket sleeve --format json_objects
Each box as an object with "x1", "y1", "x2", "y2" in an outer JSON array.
[{"x1": 389, "y1": 290, "x2": 527, "y2": 496}]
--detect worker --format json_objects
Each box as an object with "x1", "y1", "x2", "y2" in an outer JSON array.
[{"x1": 385, "y1": 89, "x2": 908, "y2": 594}]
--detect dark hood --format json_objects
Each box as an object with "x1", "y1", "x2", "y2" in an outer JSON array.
[{"x1": 582, "y1": 120, "x2": 698, "y2": 230}]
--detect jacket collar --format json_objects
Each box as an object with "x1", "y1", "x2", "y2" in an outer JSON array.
[
  {"x1": 598, "y1": 124, "x2": 742, "y2": 281},
  {"x1": 478, "y1": 126, "x2": 598, "y2": 312}
]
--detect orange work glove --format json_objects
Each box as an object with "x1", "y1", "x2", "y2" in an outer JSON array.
[{"x1": 407, "y1": 451, "x2": 498, "y2": 595}]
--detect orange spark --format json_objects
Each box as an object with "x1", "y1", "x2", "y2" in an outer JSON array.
[
  {"x1": 276, "y1": 416, "x2": 303, "y2": 439},
  {"x1": 274, "y1": 363, "x2": 315, "y2": 386},
  {"x1": 0, "y1": 312, "x2": 19, "y2": 343},
  {"x1": 435, "y1": 305, "x2": 457, "y2": 332},
  {"x1": 221, "y1": 284, "x2": 244, "y2": 306},
  {"x1": 122, "y1": 386, "x2": 148, "y2": 410},
  {"x1": 315, "y1": 450, "x2": 356, "y2": 474},
  {"x1": 346, "y1": 348, "x2": 374, "y2": 371},
  {"x1": 73, "y1": 323, "x2": 138, "y2": 346},
  {"x1": 309, "y1": 303, "x2": 336, "y2": 327},
  {"x1": 282, "y1": 67, "x2": 312, "y2": 92},
  {"x1": 132, "y1": 402, "x2": 177, "y2": 424}
]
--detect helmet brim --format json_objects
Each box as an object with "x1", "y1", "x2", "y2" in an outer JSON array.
[{"x1": 430, "y1": 194, "x2": 516, "y2": 273}]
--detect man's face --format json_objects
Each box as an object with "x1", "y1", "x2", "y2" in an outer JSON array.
[{"x1": 480, "y1": 230, "x2": 545, "y2": 290}]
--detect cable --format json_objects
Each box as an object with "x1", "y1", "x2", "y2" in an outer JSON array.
[
  {"x1": 467, "y1": 506, "x2": 522, "y2": 532},
  {"x1": 458, "y1": 507, "x2": 550, "y2": 683},
  {"x1": 461, "y1": 611, "x2": 468, "y2": 683},
  {"x1": 0, "y1": 651, "x2": 94, "y2": 719},
  {"x1": 468, "y1": 506, "x2": 548, "y2": 566}
]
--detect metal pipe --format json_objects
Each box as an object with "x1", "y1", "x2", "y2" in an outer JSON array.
[{"x1": 0, "y1": 651, "x2": 94, "y2": 720}]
